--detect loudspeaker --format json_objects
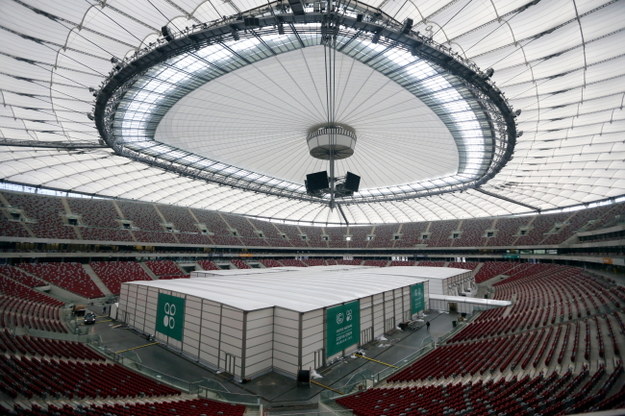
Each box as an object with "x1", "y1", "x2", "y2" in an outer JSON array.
[
  {"x1": 244, "y1": 17, "x2": 260, "y2": 27},
  {"x1": 305, "y1": 171, "x2": 329, "y2": 194},
  {"x1": 297, "y1": 369, "x2": 310, "y2": 383},
  {"x1": 161, "y1": 26, "x2": 173, "y2": 42},
  {"x1": 401, "y1": 18, "x2": 413, "y2": 34},
  {"x1": 344, "y1": 172, "x2": 361, "y2": 193},
  {"x1": 356, "y1": 14, "x2": 363, "y2": 22}
]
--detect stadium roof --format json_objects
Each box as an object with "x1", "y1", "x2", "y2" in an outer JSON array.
[{"x1": 1, "y1": 0, "x2": 624, "y2": 225}]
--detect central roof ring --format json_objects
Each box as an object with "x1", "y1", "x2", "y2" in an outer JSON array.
[{"x1": 93, "y1": 0, "x2": 519, "y2": 205}]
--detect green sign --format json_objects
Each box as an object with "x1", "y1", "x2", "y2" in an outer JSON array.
[
  {"x1": 156, "y1": 292, "x2": 185, "y2": 341},
  {"x1": 326, "y1": 301, "x2": 360, "y2": 357},
  {"x1": 410, "y1": 283, "x2": 425, "y2": 315}
]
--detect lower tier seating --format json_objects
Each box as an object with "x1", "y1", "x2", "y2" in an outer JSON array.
[{"x1": 3, "y1": 398, "x2": 246, "y2": 416}]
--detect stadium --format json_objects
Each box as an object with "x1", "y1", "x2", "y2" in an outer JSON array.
[{"x1": 0, "y1": 0, "x2": 624, "y2": 415}]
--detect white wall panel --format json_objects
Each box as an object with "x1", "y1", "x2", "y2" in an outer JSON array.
[
  {"x1": 372, "y1": 293, "x2": 384, "y2": 338},
  {"x1": 273, "y1": 307, "x2": 300, "y2": 376},
  {"x1": 301, "y1": 309, "x2": 323, "y2": 371}
]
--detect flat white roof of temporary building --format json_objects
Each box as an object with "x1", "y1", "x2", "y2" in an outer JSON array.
[
  {"x1": 126, "y1": 266, "x2": 428, "y2": 312},
  {"x1": 353, "y1": 266, "x2": 471, "y2": 279},
  {"x1": 192, "y1": 265, "x2": 368, "y2": 277}
]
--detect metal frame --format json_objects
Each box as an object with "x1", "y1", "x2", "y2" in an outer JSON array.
[{"x1": 93, "y1": 1, "x2": 519, "y2": 206}]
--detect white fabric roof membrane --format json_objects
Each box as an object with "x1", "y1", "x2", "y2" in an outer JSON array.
[
  {"x1": 1, "y1": 0, "x2": 624, "y2": 224},
  {"x1": 132, "y1": 265, "x2": 432, "y2": 312},
  {"x1": 155, "y1": 45, "x2": 458, "y2": 189}
]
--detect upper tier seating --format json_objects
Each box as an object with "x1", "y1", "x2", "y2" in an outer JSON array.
[
  {"x1": 192, "y1": 209, "x2": 243, "y2": 246},
  {"x1": 515, "y1": 212, "x2": 570, "y2": 246},
  {"x1": 486, "y1": 216, "x2": 529, "y2": 247},
  {"x1": 3, "y1": 193, "x2": 77, "y2": 240},
  {"x1": 2, "y1": 190, "x2": 623, "y2": 249},
  {"x1": 348, "y1": 226, "x2": 372, "y2": 248},
  {"x1": 427, "y1": 219, "x2": 459, "y2": 247},
  {"x1": 299, "y1": 225, "x2": 328, "y2": 249},
  {"x1": 368, "y1": 224, "x2": 399, "y2": 248},
  {"x1": 0, "y1": 213, "x2": 30, "y2": 237},
  {"x1": 66, "y1": 198, "x2": 134, "y2": 242},
  {"x1": 395, "y1": 222, "x2": 428, "y2": 247},
  {"x1": 222, "y1": 213, "x2": 268, "y2": 247},
  {"x1": 452, "y1": 218, "x2": 493, "y2": 247}
]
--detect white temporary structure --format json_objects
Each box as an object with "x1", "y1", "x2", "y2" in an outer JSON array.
[{"x1": 118, "y1": 266, "x2": 430, "y2": 380}]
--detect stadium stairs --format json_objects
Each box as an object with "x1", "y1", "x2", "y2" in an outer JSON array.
[{"x1": 81, "y1": 264, "x2": 112, "y2": 297}]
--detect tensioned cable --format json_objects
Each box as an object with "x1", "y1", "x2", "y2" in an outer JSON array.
[{"x1": 322, "y1": 0, "x2": 339, "y2": 207}]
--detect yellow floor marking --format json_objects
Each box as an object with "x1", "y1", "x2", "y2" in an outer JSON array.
[
  {"x1": 114, "y1": 341, "x2": 158, "y2": 354},
  {"x1": 355, "y1": 353, "x2": 398, "y2": 368},
  {"x1": 310, "y1": 379, "x2": 344, "y2": 395}
]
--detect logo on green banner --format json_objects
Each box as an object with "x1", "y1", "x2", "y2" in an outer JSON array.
[
  {"x1": 156, "y1": 293, "x2": 185, "y2": 341},
  {"x1": 410, "y1": 283, "x2": 425, "y2": 315},
  {"x1": 326, "y1": 301, "x2": 360, "y2": 357}
]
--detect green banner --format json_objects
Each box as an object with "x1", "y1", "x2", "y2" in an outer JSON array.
[
  {"x1": 410, "y1": 283, "x2": 425, "y2": 315},
  {"x1": 156, "y1": 292, "x2": 185, "y2": 341},
  {"x1": 326, "y1": 301, "x2": 360, "y2": 357}
]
